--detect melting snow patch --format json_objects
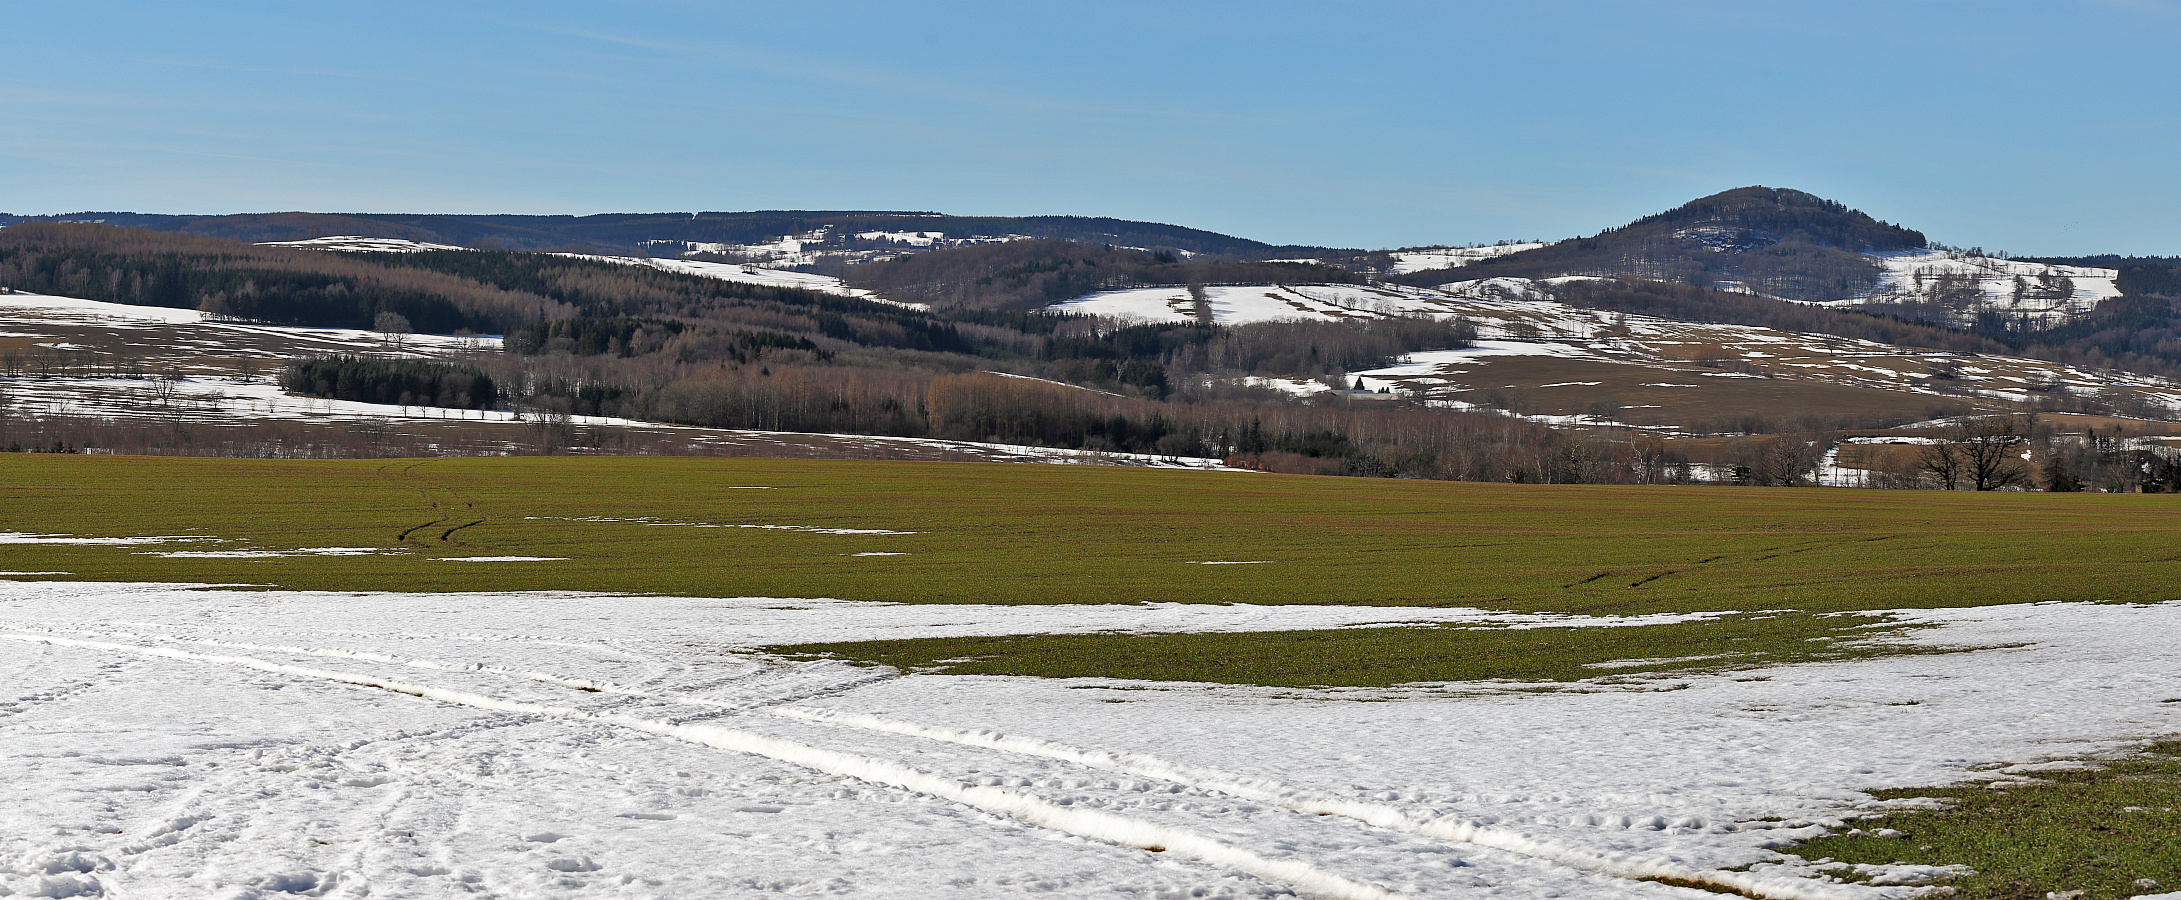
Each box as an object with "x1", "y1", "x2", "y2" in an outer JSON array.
[
  {"x1": 1242, "y1": 376, "x2": 1334, "y2": 397},
  {"x1": 260, "y1": 236, "x2": 467, "y2": 253},
  {"x1": 5, "y1": 583, "x2": 2180, "y2": 899},
  {"x1": 1583, "y1": 654, "x2": 1735, "y2": 670},
  {"x1": 437, "y1": 556, "x2": 568, "y2": 562},
  {"x1": 140, "y1": 547, "x2": 393, "y2": 559},
  {"x1": 0, "y1": 532, "x2": 215, "y2": 546},
  {"x1": 522, "y1": 516, "x2": 914, "y2": 535}
]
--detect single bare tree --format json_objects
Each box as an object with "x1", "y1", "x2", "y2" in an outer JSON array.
[
  {"x1": 375, "y1": 311, "x2": 414, "y2": 351},
  {"x1": 1918, "y1": 439, "x2": 1964, "y2": 490},
  {"x1": 1956, "y1": 416, "x2": 2031, "y2": 491}
]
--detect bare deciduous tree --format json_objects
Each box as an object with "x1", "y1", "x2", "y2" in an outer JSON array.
[
  {"x1": 1956, "y1": 415, "x2": 2032, "y2": 491},
  {"x1": 1918, "y1": 439, "x2": 1964, "y2": 490},
  {"x1": 374, "y1": 311, "x2": 414, "y2": 351},
  {"x1": 1920, "y1": 415, "x2": 2030, "y2": 491},
  {"x1": 1745, "y1": 435, "x2": 1821, "y2": 486}
]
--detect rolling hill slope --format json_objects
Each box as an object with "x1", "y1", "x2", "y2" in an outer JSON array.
[
  {"x1": 2, "y1": 210, "x2": 1325, "y2": 264},
  {"x1": 1387, "y1": 186, "x2": 2139, "y2": 331}
]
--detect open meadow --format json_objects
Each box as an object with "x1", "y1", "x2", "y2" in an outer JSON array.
[{"x1": 3, "y1": 454, "x2": 2179, "y2": 899}]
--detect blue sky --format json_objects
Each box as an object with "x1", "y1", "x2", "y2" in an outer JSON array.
[{"x1": 6, "y1": 1, "x2": 2177, "y2": 254}]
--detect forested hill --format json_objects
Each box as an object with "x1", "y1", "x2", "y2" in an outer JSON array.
[
  {"x1": 845, "y1": 239, "x2": 1366, "y2": 311},
  {"x1": 0, "y1": 211, "x2": 1318, "y2": 259},
  {"x1": 0, "y1": 223, "x2": 968, "y2": 355},
  {"x1": 1390, "y1": 186, "x2": 1928, "y2": 302}
]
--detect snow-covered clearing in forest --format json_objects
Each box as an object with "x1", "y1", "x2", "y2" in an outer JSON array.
[
  {"x1": 1241, "y1": 375, "x2": 1334, "y2": 397},
  {"x1": 259, "y1": 236, "x2": 470, "y2": 253},
  {"x1": 2, "y1": 579, "x2": 2178, "y2": 899},
  {"x1": 1388, "y1": 243, "x2": 1549, "y2": 275},
  {"x1": 255, "y1": 235, "x2": 919, "y2": 307},
  {"x1": 551, "y1": 254, "x2": 923, "y2": 307}
]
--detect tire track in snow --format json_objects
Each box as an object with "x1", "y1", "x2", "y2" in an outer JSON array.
[
  {"x1": 769, "y1": 708, "x2": 1894, "y2": 900},
  {"x1": 103, "y1": 618, "x2": 665, "y2": 656},
  {"x1": 51, "y1": 627, "x2": 895, "y2": 716},
  {"x1": 8, "y1": 624, "x2": 1891, "y2": 899},
  {"x1": 0, "y1": 632, "x2": 1410, "y2": 900}
]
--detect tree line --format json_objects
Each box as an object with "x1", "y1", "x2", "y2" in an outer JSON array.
[
  {"x1": 281, "y1": 356, "x2": 499, "y2": 410},
  {"x1": 0, "y1": 223, "x2": 542, "y2": 333}
]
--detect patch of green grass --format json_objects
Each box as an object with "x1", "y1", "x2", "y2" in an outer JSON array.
[
  {"x1": 4, "y1": 454, "x2": 2180, "y2": 614},
  {"x1": 771, "y1": 612, "x2": 1949, "y2": 687},
  {"x1": 1791, "y1": 741, "x2": 2181, "y2": 900}
]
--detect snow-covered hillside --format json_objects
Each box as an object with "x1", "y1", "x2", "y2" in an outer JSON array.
[
  {"x1": 1388, "y1": 243, "x2": 1548, "y2": 275},
  {"x1": 644, "y1": 226, "x2": 1035, "y2": 270},
  {"x1": 1046, "y1": 279, "x2": 2181, "y2": 416},
  {"x1": 1821, "y1": 250, "x2": 2121, "y2": 324},
  {"x1": 259, "y1": 236, "x2": 468, "y2": 253},
  {"x1": 553, "y1": 254, "x2": 917, "y2": 305},
  {"x1": 1382, "y1": 235, "x2": 2123, "y2": 326},
  {"x1": 257, "y1": 236, "x2": 917, "y2": 306},
  {"x1": 1050, "y1": 281, "x2": 1593, "y2": 329}
]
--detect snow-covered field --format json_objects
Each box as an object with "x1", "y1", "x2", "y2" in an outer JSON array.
[
  {"x1": 1821, "y1": 251, "x2": 2121, "y2": 324},
  {"x1": 551, "y1": 254, "x2": 916, "y2": 306},
  {"x1": 646, "y1": 227, "x2": 1031, "y2": 271},
  {"x1": 258, "y1": 237, "x2": 469, "y2": 253},
  {"x1": 1375, "y1": 240, "x2": 2120, "y2": 327},
  {"x1": 0, "y1": 293, "x2": 497, "y2": 369},
  {"x1": 253, "y1": 235, "x2": 910, "y2": 307},
  {"x1": 1049, "y1": 282, "x2": 1594, "y2": 330},
  {"x1": 1045, "y1": 281, "x2": 2181, "y2": 415},
  {"x1": 2, "y1": 579, "x2": 2177, "y2": 899},
  {"x1": 1388, "y1": 244, "x2": 1549, "y2": 275}
]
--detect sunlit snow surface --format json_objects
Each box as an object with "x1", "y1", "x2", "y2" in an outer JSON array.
[
  {"x1": 552, "y1": 254, "x2": 924, "y2": 307},
  {"x1": 1044, "y1": 280, "x2": 2181, "y2": 415},
  {"x1": 254, "y1": 235, "x2": 921, "y2": 308},
  {"x1": 1831, "y1": 251, "x2": 2121, "y2": 321},
  {"x1": 2, "y1": 579, "x2": 2177, "y2": 899},
  {"x1": 0, "y1": 292, "x2": 498, "y2": 357},
  {"x1": 1387, "y1": 243, "x2": 1549, "y2": 275},
  {"x1": 259, "y1": 236, "x2": 470, "y2": 253}
]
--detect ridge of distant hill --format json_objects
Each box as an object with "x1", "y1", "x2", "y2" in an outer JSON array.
[
  {"x1": 0, "y1": 211, "x2": 1322, "y2": 263},
  {"x1": 1389, "y1": 186, "x2": 1927, "y2": 302}
]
